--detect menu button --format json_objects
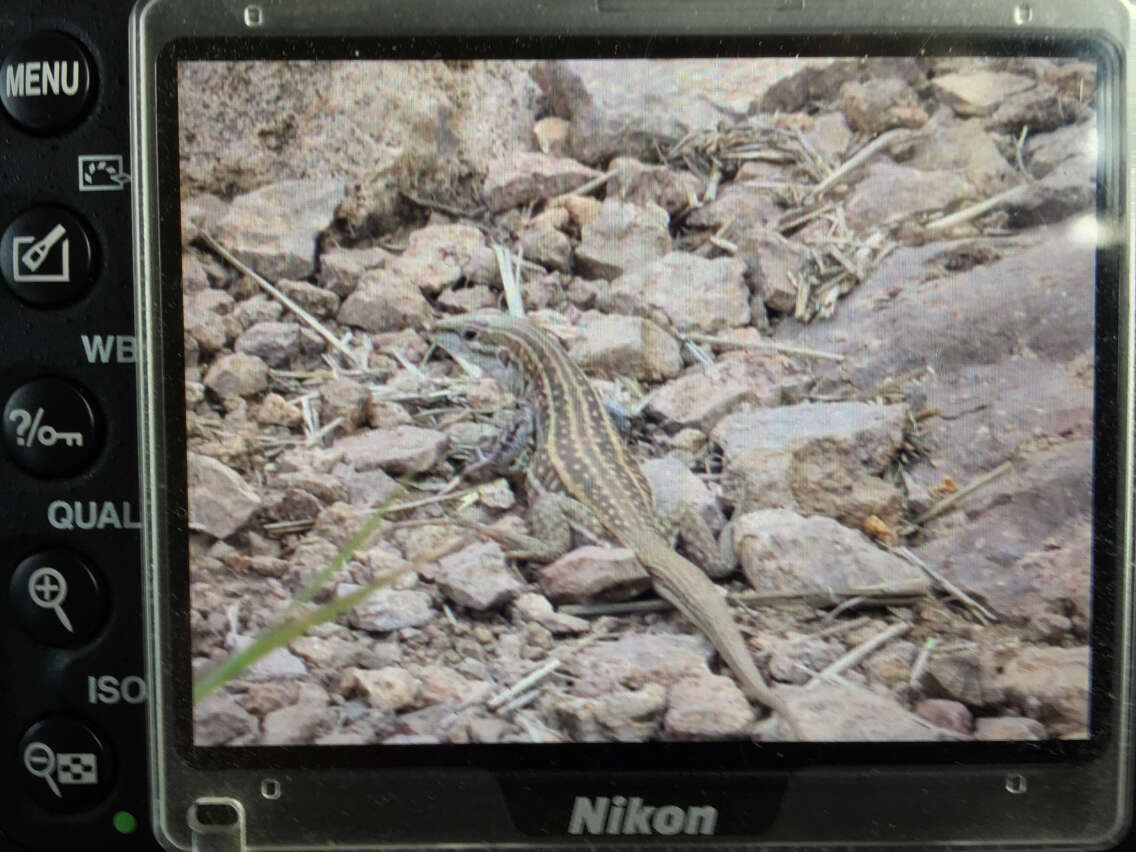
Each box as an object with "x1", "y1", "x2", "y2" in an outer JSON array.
[{"x1": 1, "y1": 32, "x2": 94, "y2": 132}]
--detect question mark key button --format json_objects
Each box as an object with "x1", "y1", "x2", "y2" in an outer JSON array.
[{"x1": 2, "y1": 377, "x2": 103, "y2": 477}]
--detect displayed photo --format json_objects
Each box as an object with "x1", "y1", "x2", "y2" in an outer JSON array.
[{"x1": 178, "y1": 54, "x2": 1097, "y2": 745}]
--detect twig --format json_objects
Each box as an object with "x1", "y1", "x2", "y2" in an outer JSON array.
[
  {"x1": 199, "y1": 232, "x2": 365, "y2": 369},
  {"x1": 893, "y1": 547, "x2": 997, "y2": 625},
  {"x1": 909, "y1": 460, "x2": 1013, "y2": 526},
  {"x1": 487, "y1": 632, "x2": 602, "y2": 711},
  {"x1": 804, "y1": 620, "x2": 910, "y2": 689},
  {"x1": 924, "y1": 184, "x2": 1030, "y2": 232},
  {"x1": 909, "y1": 636, "x2": 936, "y2": 687},
  {"x1": 560, "y1": 599, "x2": 670, "y2": 617},
  {"x1": 570, "y1": 168, "x2": 618, "y2": 198},
  {"x1": 262, "y1": 519, "x2": 316, "y2": 536},
  {"x1": 382, "y1": 482, "x2": 482, "y2": 514},
  {"x1": 496, "y1": 687, "x2": 543, "y2": 715},
  {"x1": 685, "y1": 332, "x2": 844, "y2": 362},
  {"x1": 400, "y1": 190, "x2": 486, "y2": 219},
  {"x1": 811, "y1": 127, "x2": 928, "y2": 199}
]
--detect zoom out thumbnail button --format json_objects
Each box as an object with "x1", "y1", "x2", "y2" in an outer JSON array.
[
  {"x1": 2, "y1": 378, "x2": 103, "y2": 477},
  {"x1": 17, "y1": 717, "x2": 114, "y2": 812},
  {"x1": 0, "y1": 207, "x2": 96, "y2": 306}
]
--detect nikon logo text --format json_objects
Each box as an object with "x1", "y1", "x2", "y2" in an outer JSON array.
[{"x1": 567, "y1": 796, "x2": 718, "y2": 836}]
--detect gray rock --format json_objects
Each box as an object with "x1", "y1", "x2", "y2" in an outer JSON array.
[
  {"x1": 664, "y1": 675, "x2": 754, "y2": 739},
  {"x1": 193, "y1": 693, "x2": 259, "y2": 746},
  {"x1": 336, "y1": 425, "x2": 447, "y2": 474},
  {"x1": 844, "y1": 162, "x2": 975, "y2": 234},
  {"x1": 569, "y1": 312, "x2": 682, "y2": 382},
  {"x1": 713, "y1": 401, "x2": 907, "y2": 474},
  {"x1": 235, "y1": 321, "x2": 301, "y2": 367},
  {"x1": 646, "y1": 355, "x2": 791, "y2": 432},
  {"x1": 914, "y1": 699, "x2": 974, "y2": 734},
  {"x1": 931, "y1": 71, "x2": 1035, "y2": 118},
  {"x1": 214, "y1": 178, "x2": 345, "y2": 279},
  {"x1": 388, "y1": 224, "x2": 485, "y2": 295},
  {"x1": 600, "y1": 252, "x2": 750, "y2": 334},
  {"x1": 839, "y1": 77, "x2": 927, "y2": 134},
  {"x1": 343, "y1": 585, "x2": 435, "y2": 632},
  {"x1": 187, "y1": 452, "x2": 262, "y2": 539},
  {"x1": 733, "y1": 509, "x2": 928, "y2": 597},
  {"x1": 995, "y1": 645, "x2": 1090, "y2": 735},
  {"x1": 277, "y1": 279, "x2": 340, "y2": 318},
  {"x1": 482, "y1": 151, "x2": 601, "y2": 213},
  {"x1": 576, "y1": 199, "x2": 671, "y2": 280},
  {"x1": 337, "y1": 270, "x2": 432, "y2": 333},
  {"x1": 318, "y1": 245, "x2": 391, "y2": 297},
  {"x1": 776, "y1": 683, "x2": 955, "y2": 742},
  {"x1": 569, "y1": 633, "x2": 714, "y2": 698},
  {"x1": 436, "y1": 542, "x2": 523, "y2": 611},
  {"x1": 345, "y1": 666, "x2": 420, "y2": 710},
  {"x1": 203, "y1": 352, "x2": 269, "y2": 399},
  {"x1": 511, "y1": 592, "x2": 591, "y2": 635},
  {"x1": 538, "y1": 546, "x2": 651, "y2": 603}
]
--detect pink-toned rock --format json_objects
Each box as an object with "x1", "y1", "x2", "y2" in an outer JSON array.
[
  {"x1": 914, "y1": 699, "x2": 975, "y2": 734},
  {"x1": 538, "y1": 546, "x2": 651, "y2": 603},
  {"x1": 664, "y1": 675, "x2": 754, "y2": 739}
]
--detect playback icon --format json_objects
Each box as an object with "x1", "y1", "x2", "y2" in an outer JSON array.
[{"x1": 0, "y1": 206, "x2": 96, "y2": 306}]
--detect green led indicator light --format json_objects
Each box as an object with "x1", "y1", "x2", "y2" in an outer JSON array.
[{"x1": 113, "y1": 811, "x2": 138, "y2": 835}]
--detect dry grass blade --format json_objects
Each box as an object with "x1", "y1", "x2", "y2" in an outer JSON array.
[
  {"x1": 804, "y1": 620, "x2": 910, "y2": 690},
  {"x1": 810, "y1": 127, "x2": 928, "y2": 199},
  {"x1": 909, "y1": 460, "x2": 1013, "y2": 526},
  {"x1": 893, "y1": 546, "x2": 997, "y2": 625},
  {"x1": 685, "y1": 332, "x2": 844, "y2": 362},
  {"x1": 200, "y1": 231, "x2": 366, "y2": 369}
]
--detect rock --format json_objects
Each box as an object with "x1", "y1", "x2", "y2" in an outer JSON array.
[
  {"x1": 532, "y1": 59, "x2": 764, "y2": 165},
  {"x1": 417, "y1": 665, "x2": 484, "y2": 706},
  {"x1": 436, "y1": 542, "x2": 523, "y2": 611},
  {"x1": 345, "y1": 666, "x2": 420, "y2": 710},
  {"x1": 569, "y1": 633, "x2": 715, "y2": 698},
  {"x1": 912, "y1": 116, "x2": 1020, "y2": 199},
  {"x1": 533, "y1": 115, "x2": 569, "y2": 154},
  {"x1": 184, "y1": 289, "x2": 237, "y2": 354},
  {"x1": 920, "y1": 651, "x2": 1001, "y2": 708},
  {"x1": 914, "y1": 699, "x2": 974, "y2": 734},
  {"x1": 261, "y1": 702, "x2": 334, "y2": 745},
  {"x1": 713, "y1": 401, "x2": 907, "y2": 474},
  {"x1": 336, "y1": 425, "x2": 447, "y2": 474},
  {"x1": 253, "y1": 392, "x2": 302, "y2": 427},
  {"x1": 1007, "y1": 152, "x2": 1095, "y2": 228},
  {"x1": 995, "y1": 645, "x2": 1089, "y2": 735},
  {"x1": 214, "y1": 178, "x2": 345, "y2": 279},
  {"x1": 290, "y1": 635, "x2": 382, "y2": 670},
  {"x1": 240, "y1": 644, "x2": 309, "y2": 681},
  {"x1": 387, "y1": 224, "x2": 485, "y2": 295},
  {"x1": 277, "y1": 279, "x2": 340, "y2": 318},
  {"x1": 974, "y1": 716, "x2": 1046, "y2": 741},
  {"x1": 590, "y1": 685, "x2": 667, "y2": 742},
  {"x1": 181, "y1": 194, "x2": 229, "y2": 248},
  {"x1": 234, "y1": 294, "x2": 284, "y2": 330},
  {"x1": 469, "y1": 717, "x2": 511, "y2": 744},
  {"x1": 984, "y1": 82, "x2": 1084, "y2": 134},
  {"x1": 608, "y1": 157, "x2": 702, "y2": 216},
  {"x1": 539, "y1": 546, "x2": 651, "y2": 603},
  {"x1": 575, "y1": 200, "x2": 671, "y2": 280},
  {"x1": 787, "y1": 438, "x2": 905, "y2": 530},
  {"x1": 235, "y1": 321, "x2": 301, "y2": 367},
  {"x1": 336, "y1": 270, "x2": 431, "y2": 332},
  {"x1": 844, "y1": 162, "x2": 975, "y2": 235},
  {"x1": 520, "y1": 226, "x2": 572, "y2": 271},
  {"x1": 665, "y1": 675, "x2": 754, "y2": 739},
  {"x1": 511, "y1": 592, "x2": 591, "y2": 635},
  {"x1": 482, "y1": 152, "x2": 602, "y2": 213},
  {"x1": 274, "y1": 471, "x2": 349, "y2": 505},
  {"x1": 343, "y1": 586, "x2": 435, "y2": 632},
  {"x1": 193, "y1": 693, "x2": 259, "y2": 745},
  {"x1": 437, "y1": 284, "x2": 497, "y2": 313},
  {"x1": 187, "y1": 452, "x2": 262, "y2": 539},
  {"x1": 599, "y1": 252, "x2": 750, "y2": 334},
  {"x1": 241, "y1": 682, "x2": 297, "y2": 716},
  {"x1": 773, "y1": 683, "x2": 953, "y2": 741},
  {"x1": 932, "y1": 71, "x2": 1036, "y2": 118},
  {"x1": 737, "y1": 226, "x2": 808, "y2": 314},
  {"x1": 685, "y1": 182, "x2": 782, "y2": 232},
  {"x1": 641, "y1": 454, "x2": 724, "y2": 535},
  {"x1": 860, "y1": 640, "x2": 917, "y2": 688},
  {"x1": 840, "y1": 77, "x2": 927, "y2": 133},
  {"x1": 203, "y1": 352, "x2": 269, "y2": 400},
  {"x1": 319, "y1": 377, "x2": 371, "y2": 431},
  {"x1": 1025, "y1": 120, "x2": 1095, "y2": 179},
  {"x1": 318, "y1": 245, "x2": 391, "y2": 297},
  {"x1": 768, "y1": 637, "x2": 841, "y2": 685},
  {"x1": 646, "y1": 355, "x2": 791, "y2": 432},
  {"x1": 569, "y1": 312, "x2": 682, "y2": 382},
  {"x1": 733, "y1": 509, "x2": 928, "y2": 597}
]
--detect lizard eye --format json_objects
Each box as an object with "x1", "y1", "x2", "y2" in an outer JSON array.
[{"x1": 462, "y1": 328, "x2": 478, "y2": 341}]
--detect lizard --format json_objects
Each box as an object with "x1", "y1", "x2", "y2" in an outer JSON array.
[{"x1": 431, "y1": 310, "x2": 802, "y2": 739}]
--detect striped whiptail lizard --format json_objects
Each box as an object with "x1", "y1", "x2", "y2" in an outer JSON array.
[{"x1": 433, "y1": 311, "x2": 801, "y2": 738}]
